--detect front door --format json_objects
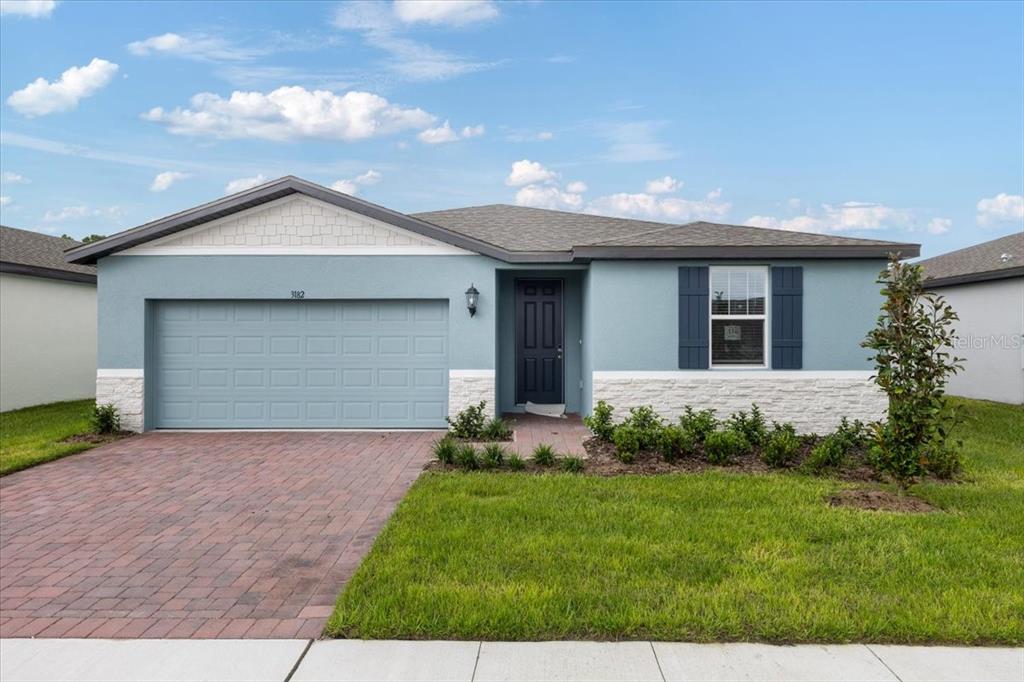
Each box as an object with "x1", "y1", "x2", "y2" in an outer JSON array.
[{"x1": 515, "y1": 279, "x2": 564, "y2": 405}]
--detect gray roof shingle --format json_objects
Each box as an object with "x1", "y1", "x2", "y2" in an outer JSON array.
[
  {"x1": 0, "y1": 225, "x2": 97, "y2": 282},
  {"x1": 918, "y1": 232, "x2": 1024, "y2": 287}
]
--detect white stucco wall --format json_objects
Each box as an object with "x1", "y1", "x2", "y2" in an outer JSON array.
[
  {"x1": 936, "y1": 277, "x2": 1024, "y2": 404},
  {"x1": 0, "y1": 273, "x2": 97, "y2": 412}
]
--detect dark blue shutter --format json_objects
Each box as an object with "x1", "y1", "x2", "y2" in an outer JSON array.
[
  {"x1": 771, "y1": 266, "x2": 803, "y2": 369},
  {"x1": 678, "y1": 266, "x2": 709, "y2": 369}
]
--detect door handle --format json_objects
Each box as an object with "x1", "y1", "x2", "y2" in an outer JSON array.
[{"x1": 557, "y1": 345, "x2": 563, "y2": 359}]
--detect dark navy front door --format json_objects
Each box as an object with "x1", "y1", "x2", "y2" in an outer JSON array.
[{"x1": 515, "y1": 279, "x2": 564, "y2": 405}]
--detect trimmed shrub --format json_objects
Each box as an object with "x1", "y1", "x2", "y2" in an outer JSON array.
[
  {"x1": 453, "y1": 443, "x2": 480, "y2": 470},
  {"x1": 583, "y1": 400, "x2": 615, "y2": 441},
  {"x1": 506, "y1": 453, "x2": 526, "y2": 471},
  {"x1": 92, "y1": 403, "x2": 121, "y2": 434},
  {"x1": 433, "y1": 436, "x2": 458, "y2": 464},
  {"x1": 531, "y1": 443, "x2": 557, "y2": 467},
  {"x1": 560, "y1": 456, "x2": 585, "y2": 473},
  {"x1": 623, "y1": 405, "x2": 663, "y2": 449},
  {"x1": 727, "y1": 404, "x2": 768, "y2": 447},
  {"x1": 657, "y1": 424, "x2": 695, "y2": 463},
  {"x1": 762, "y1": 425, "x2": 800, "y2": 468},
  {"x1": 446, "y1": 401, "x2": 487, "y2": 439},
  {"x1": 611, "y1": 425, "x2": 641, "y2": 463},
  {"x1": 481, "y1": 417, "x2": 513, "y2": 441},
  {"x1": 922, "y1": 444, "x2": 963, "y2": 479},
  {"x1": 704, "y1": 429, "x2": 750, "y2": 464},
  {"x1": 679, "y1": 406, "x2": 718, "y2": 442},
  {"x1": 803, "y1": 436, "x2": 846, "y2": 473},
  {"x1": 480, "y1": 443, "x2": 506, "y2": 469}
]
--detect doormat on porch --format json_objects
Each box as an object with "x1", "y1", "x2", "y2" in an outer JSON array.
[{"x1": 524, "y1": 402, "x2": 566, "y2": 418}]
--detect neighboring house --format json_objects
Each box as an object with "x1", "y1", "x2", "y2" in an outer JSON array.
[
  {"x1": 65, "y1": 176, "x2": 919, "y2": 433},
  {"x1": 1, "y1": 226, "x2": 97, "y2": 412},
  {"x1": 919, "y1": 233, "x2": 1024, "y2": 405}
]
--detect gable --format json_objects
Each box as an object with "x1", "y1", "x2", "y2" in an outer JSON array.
[{"x1": 116, "y1": 195, "x2": 471, "y2": 256}]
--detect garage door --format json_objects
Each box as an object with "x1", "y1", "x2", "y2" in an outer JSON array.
[{"x1": 151, "y1": 300, "x2": 449, "y2": 428}]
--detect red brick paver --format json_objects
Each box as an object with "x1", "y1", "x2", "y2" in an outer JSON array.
[{"x1": 0, "y1": 431, "x2": 434, "y2": 638}]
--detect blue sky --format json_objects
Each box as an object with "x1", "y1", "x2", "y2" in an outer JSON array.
[{"x1": 0, "y1": 0, "x2": 1021, "y2": 257}]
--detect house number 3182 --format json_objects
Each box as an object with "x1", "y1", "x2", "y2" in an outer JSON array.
[{"x1": 290, "y1": 290, "x2": 305, "y2": 299}]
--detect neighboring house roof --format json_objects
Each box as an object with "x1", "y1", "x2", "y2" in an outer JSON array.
[
  {"x1": 919, "y1": 232, "x2": 1024, "y2": 288},
  {"x1": 66, "y1": 176, "x2": 919, "y2": 265},
  {"x1": 0, "y1": 225, "x2": 97, "y2": 283}
]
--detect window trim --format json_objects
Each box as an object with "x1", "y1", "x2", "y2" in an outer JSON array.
[{"x1": 709, "y1": 265, "x2": 770, "y2": 369}]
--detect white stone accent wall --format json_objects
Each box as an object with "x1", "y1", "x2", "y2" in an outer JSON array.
[
  {"x1": 117, "y1": 195, "x2": 467, "y2": 254},
  {"x1": 592, "y1": 371, "x2": 887, "y2": 434},
  {"x1": 449, "y1": 370, "x2": 496, "y2": 419},
  {"x1": 95, "y1": 370, "x2": 144, "y2": 432}
]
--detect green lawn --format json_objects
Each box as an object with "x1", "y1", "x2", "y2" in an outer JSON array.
[
  {"x1": 328, "y1": 397, "x2": 1024, "y2": 644},
  {"x1": 0, "y1": 400, "x2": 97, "y2": 476}
]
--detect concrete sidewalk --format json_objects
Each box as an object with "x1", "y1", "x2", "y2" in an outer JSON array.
[{"x1": 1, "y1": 639, "x2": 1020, "y2": 682}]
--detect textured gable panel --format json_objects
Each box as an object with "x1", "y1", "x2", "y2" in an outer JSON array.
[{"x1": 117, "y1": 195, "x2": 470, "y2": 256}]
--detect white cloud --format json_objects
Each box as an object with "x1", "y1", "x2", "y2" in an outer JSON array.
[
  {"x1": 127, "y1": 32, "x2": 261, "y2": 61},
  {"x1": 537, "y1": 131, "x2": 554, "y2": 141},
  {"x1": 7, "y1": 58, "x2": 119, "y2": 116},
  {"x1": 333, "y1": 2, "x2": 498, "y2": 82},
  {"x1": 566, "y1": 180, "x2": 588, "y2": 193},
  {"x1": 1, "y1": 171, "x2": 28, "y2": 183},
  {"x1": 746, "y1": 201, "x2": 922, "y2": 233},
  {"x1": 0, "y1": 196, "x2": 10, "y2": 206},
  {"x1": 150, "y1": 171, "x2": 189, "y2": 192},
  {"x1": 645, "y1": 176, "x2": 681, "y2": 194},
  {"x1": 506, "y1": 159, "x2": 558, "y2": 187},
  {"x1": 515, "y1": 185, "x2": 584, "y2": 211},
  {"x1": 224, "y1": 174, "x2": 268, "y2": 195},
  {"x1": 331, "y1": 169, "x2": 383, "y2": 195},
  {"x1": 393, "y1": 0, "x2": 498, "y2": 26},
  {"x1": 418, "y1": 120, "x2": 484, "y2": 144},
  {"x1": 977, "y1": 193, "x2": 1024, "y2": 227},
  {"x1": 586, "y1": 188, "x2": 730, "y2": 222},
  {"x1": 786, "y1": 197, "x2": 802, "y2": 210},
  {"x1": 143, "y1": 87, "x2": 436, "y2": 141},
  {"x1": 927, "y1": 217, "x2": 952, "y2": 235},
  {"x1": 43, "y1": 205, "x2": 123, "y2": 222},
  {"x1": 0, "y1": 1, "x2": 57, "y2": 18},
  {"x1": 599, "y1": 121, "x2": 676, "y2": 162}
]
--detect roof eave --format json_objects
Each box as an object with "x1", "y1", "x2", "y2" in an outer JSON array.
[
  {"x1": 571, "y1": 243, "x2": 920, "y2": 260},
  {"x1": 0, "y1": 261, "x2": 97, "y2": 284},
  {"x1": 924, "y1": 266, "x2": 1024, "y2": 289}
]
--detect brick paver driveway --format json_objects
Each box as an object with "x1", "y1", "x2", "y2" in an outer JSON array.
[{"x1": 0, "y1": 431, "x2": 435, "y2": 639}]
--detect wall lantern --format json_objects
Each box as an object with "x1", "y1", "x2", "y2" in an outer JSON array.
[{"x1": 465, "y1": 284, "x2": 480, "y2": 317}]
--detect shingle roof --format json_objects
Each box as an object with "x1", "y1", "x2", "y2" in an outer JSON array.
[
  {"x1": 918, "y1": 232, "x2": 1024, "y2": 287},
  {"x1": 66, "y1": 176, "x2": 920, "y2": 264},
  {"x1": 410, "y1": 204, "x2": 910, "y2": 254},
  {"x1": 0, "y1": 225, "x2": 97, "y2": 282}
]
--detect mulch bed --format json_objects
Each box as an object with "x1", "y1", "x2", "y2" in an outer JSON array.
[
  {"x1": 61, "y1": 431, "x2": 134, "y2": 445},
  {"x1": 829, "y1": 488, "x2": 939, "y2": 513}
]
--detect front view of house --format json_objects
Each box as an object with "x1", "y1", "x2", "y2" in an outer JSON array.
[{"x1": 66, "y1": 176, "x2": 918, "y2": 434}]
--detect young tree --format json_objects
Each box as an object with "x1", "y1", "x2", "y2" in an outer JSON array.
[{"x1": 862, "y1": 255, "x2": 964, "y2": 488}]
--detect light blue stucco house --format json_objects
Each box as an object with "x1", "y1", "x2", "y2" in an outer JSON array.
[{"x1": 66, "y1": 176, "x2": 919, "y2": 433}]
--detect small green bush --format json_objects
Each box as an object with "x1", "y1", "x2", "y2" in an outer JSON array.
[
  {"x1": 446, "y1": 401, "x2": 487, "y2": 439},
  {"x1": 657, "y1": 424, "x2": 695, "y2": 463},
  {"x1": 762, "y1": 425, "x2": 800, "y2": 468},
  {"x1": 506, "y1": 453, "x2": 526, "y2": 471},
  {"x1": 804, "y1": 436, "x2": 846, "y2": 473},
  {"x1": 433, "y1": 436, "x2": 458, "y2": 464},
  {"x1": 480, "y1": 443, "x2": 506, "y2": 469},
  {"x1": 833, "y1": 417, "x2": 867, "y2": 451},
  {"x1": 454, "y1": 443, "x2": 480, "y2": 470},
  {"x1": 92, "y1": 403, "x2": 121, "y2": 434},
  {"x1": 679, "y1": 406, "x2": 718, "y2": 442},
  {"x1": 922, "y1": 443, "x2": 963, "y2": 479},
  {"x1": 481, "y1": 417, "x2": 513, "y2": 441},
  {"x1": 727, "y1": 404, "x2": 768, "y2": 446},
  {"x1": 531, "y1": 443, "x2": 557, "y2": 467},
  {"x1": 704, "y1": 429, "x2": 750, "y2": 464},
  {"x1": 611, "y1": 425, "x2": 641, "y2": 463},
  {"x1": 560, "y1": 456, "x2": 585, "y2": 473},
  {"x1": 623, "y1": 405, "x2": 663, "y2": 449},
  {"x1": 583, "y1": 400, "x2": 615, "y2": 441}
]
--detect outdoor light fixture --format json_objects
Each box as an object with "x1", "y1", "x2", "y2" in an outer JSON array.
[{"x1": 465, "y1": 284, "x2": 479, "y2": 317}]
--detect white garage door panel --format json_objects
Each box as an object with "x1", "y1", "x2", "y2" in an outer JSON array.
[{"x1": 151, "y1": 300, "x2": 449, "y2": 428}]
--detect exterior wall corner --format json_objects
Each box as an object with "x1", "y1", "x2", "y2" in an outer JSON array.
[{"x1": 95, "y1": 370, "x2": 145, "y2": 432}]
